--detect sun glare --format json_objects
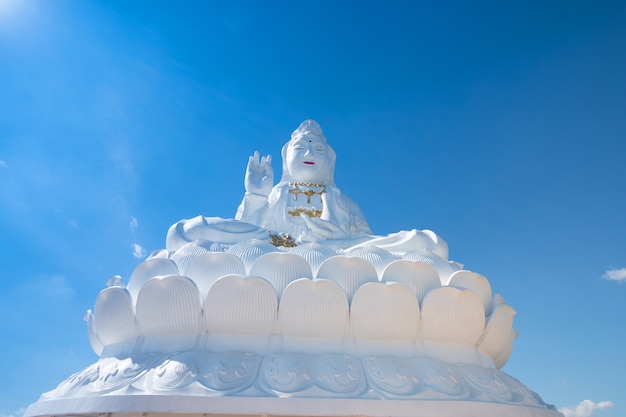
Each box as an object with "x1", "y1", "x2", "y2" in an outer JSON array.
[{"x1": 0, "y1": 0, "x2": 22, "y2": 19}]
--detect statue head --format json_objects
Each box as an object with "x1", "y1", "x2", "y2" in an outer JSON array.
[{"x1": 280, "y1": 120, "x2": 337, "y2": 185}]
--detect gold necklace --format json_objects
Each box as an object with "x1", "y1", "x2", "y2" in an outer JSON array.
[
  {"x1": 287, "y1": 183, "x2": 325, "y2": 218},
  {"x1": 288, "y1": 182, "x2": 326, "y2": 204}
]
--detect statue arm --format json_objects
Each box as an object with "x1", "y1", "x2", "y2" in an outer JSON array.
[
  {"x1": 235, "y1": 192, "x2": 269, "y2": 224},
  {"x1": 235, "y1": 151, "x2": 274, "y2": 225}
]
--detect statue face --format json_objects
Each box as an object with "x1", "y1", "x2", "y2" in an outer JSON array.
[{"x1": 285, "y1": 134, "x2": 332, "y2": 183}]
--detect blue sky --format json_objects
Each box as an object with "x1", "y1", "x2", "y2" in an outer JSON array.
[{"x1": 1, "y1": 1, "x2": 625, "y2": 416}]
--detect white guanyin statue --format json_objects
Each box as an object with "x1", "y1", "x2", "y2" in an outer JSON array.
[
  {"x1": 167, "y1": 119, "x2": 449, "y2": 260},
  {"x1": 236, "y1": 119, "x2": 370, "y2": 242},
  {"x1": 24, "y1": 120, "x2": 563, "y2": 417}
]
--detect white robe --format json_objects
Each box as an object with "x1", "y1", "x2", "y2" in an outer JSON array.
[{"x1": 166, "y1": 181, "x2": 448, "y2": 262}]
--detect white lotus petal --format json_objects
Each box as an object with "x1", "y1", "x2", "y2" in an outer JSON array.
[
  {"x1": 278, "y1": 278, "x2": 348, "y2": 338},
  {"x1": 106, "y1": 275, "x2": 124, "y2": 287},
  {"x1": 136, "y1": 275, "x2": 203, "y2": 336},
  {"x1": 351, "y1": 282, "x2": 419, "y2": 341},
  {"x1": 346, "y1": 245, "x2": 398, "y2": 278},
  {"x1": 204, "y1": 275, "x2": 277, "y2": 335},
  {"x1": 493, "y1": 329, "x2": 517, "y2": 369},
  {"x1": 226, "y1": 239, "x2": 278, "y2": 274},
  {"x1": 421, "y1": 287, "x2": 485, "y2": 345},
  {"x1": 381, "y1": 260, "x2": 440, "y2": 304},
  {"x1": 478, "y1": 304, "x2": 516, "y2": 368},
  {"x1": 169, "y1": 240, "x2": 214, "y2": 274},
  {"x1": 492, "y1": 293, "x2": 506, "y2": 310},
  {"x1": 94, "y1": 287, "x2": 138, "y2": 346},
  {"x1": 185, "y1": 252, "x2": 246, "y2": 300},
  {"x1": 249, "y1": 252, "x2": 313, "y2": 299},
  {"x1": 290, "y1": 242, "x2": 338, "y2": 274},
  {"x1": 84, "y1": 309, "x2": 103, "y2": 356},
  {"x1": 448, "y1": 270, "x2": 493, "y2": 314},
  {"x1": 146, "y1": 248, "x2": 170, "y2": 260},
  {"x1": 403, "y1": 250, "x2": 458, "y2": 285},
  {"x1": 316, "y1": 256, "x2": 378, "y2": 302},
  {"x1": 127, "y1": 258, "x2": 179, "y2": 302},
  {"x1": 402, "y1": 250, "x2": 435, "y2": 265}
]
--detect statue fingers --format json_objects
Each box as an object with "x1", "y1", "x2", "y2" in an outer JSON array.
[
  {"x1": 301, "y1": 214, "x2": 319, "y2": 231},
  {"x1": 256, "y1": 155, "x2": 271, "y2": 177},
  {"x1": 301, "y1": 217, "x2": 324, "y2": 239},
  {"x1": 302, "y1": 215, "x2": 330, "y2": 236}
]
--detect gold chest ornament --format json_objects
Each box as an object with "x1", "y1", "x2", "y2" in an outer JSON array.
[{"x1": 287, "y1": 182, "x2": 326, "y2": 218}]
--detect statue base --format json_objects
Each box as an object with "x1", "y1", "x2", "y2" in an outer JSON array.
[
  {"x1": 24, "y1": 351, "x2": 561, "y2": 417},
  {"x1": 26, "y1": 395, "x2": 562, "y2": 417}
]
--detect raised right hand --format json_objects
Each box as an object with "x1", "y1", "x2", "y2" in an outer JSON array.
[{"x1": 244, "y1": 151, "x2": 274, "y2": 196}]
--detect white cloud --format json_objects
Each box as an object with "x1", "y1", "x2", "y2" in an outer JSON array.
[
  {"x1": 130, "y1": 216, "x2": 138, "y2": 234},
  {"x1": 0, "y1": 160, "x2": 7, "y2": 169},
  {"x1": 559, "y1": 400, "x2": 613, "y2": 417},
  {"x1": 602, "y1": 267, "x2": 626, "y2": 282},
  {"x1": 132, "y1": 243, "x2": 147, "y2": 259},
  {"x1": 46, "y1": 275, "x2": 76, "y2": 298}
]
